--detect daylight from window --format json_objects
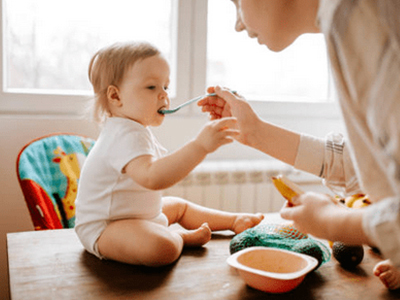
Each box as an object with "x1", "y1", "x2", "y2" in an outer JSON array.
[
  {"x1": 4, "y1": 0, "x2": 331, "y2": 103},
  {"x1": 4, "y1": 0, "x2": 175, "y2": 93}
]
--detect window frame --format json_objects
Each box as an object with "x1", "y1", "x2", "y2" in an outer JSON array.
[{"x1": 0, "y1": 0, "x2": 341, "y2": 120}]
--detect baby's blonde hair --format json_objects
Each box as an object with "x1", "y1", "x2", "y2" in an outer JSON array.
[{"x1": 88, "y1": 41, "x2": 160, "y2": 122}]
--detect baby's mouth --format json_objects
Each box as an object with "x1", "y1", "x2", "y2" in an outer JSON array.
[{"x1": 158, "y1": 105, "x2": 167, "y2": 115}]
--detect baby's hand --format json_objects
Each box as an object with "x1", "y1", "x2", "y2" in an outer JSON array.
[{"x1": 194, "y1": 117, "x2": 239, "y2": 153}]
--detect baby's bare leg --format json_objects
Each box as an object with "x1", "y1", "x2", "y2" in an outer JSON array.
[
  {"x1": 97, "y1": 219, "x2": 184, "y2": 267},
  {"x1": 162, "y1": 196, "x2": 264, "y2": 234},
  {"x1": 374, "y1": 259, "x2": 400, "y2": 290}
]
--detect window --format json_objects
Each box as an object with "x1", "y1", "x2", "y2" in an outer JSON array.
[
  {"x1": 3, "y1": 0, "x2": 176, "y2": 94},
  {"x1": 1, "y1": 0, "x2": 338, "y2": 117}
]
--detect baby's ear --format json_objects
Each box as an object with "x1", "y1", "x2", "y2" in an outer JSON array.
[{"x1": 107, "y1": 85, "x2": 122, "y2": 107}]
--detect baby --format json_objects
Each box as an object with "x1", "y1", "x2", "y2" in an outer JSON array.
[{"x1": 74, "y1": 41, "x2": 263, "y2": 266}]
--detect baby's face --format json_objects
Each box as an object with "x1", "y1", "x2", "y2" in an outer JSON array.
[
  {"x1": 230, "y1": 0, "x2": 303, "y2": 52},
  {"x1": 114, "y1": 54, "x2": 170, "y2": 127}
]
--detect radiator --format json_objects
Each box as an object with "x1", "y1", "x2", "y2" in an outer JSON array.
[{"x1": 163, "y1": 160, "x2": 328, "y2": 213}]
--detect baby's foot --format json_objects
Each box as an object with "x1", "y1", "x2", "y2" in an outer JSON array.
[
  {"x1": 232, "y1": 213, "x2": 264, "y2": 234},
  {"x1": 179, "y1": 223, "x2": 212, "y2": 247},
  {"x1": 374, "y1": 259, "x2": 400, "y2": 290}
]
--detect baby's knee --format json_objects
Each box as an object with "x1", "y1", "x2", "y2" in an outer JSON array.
[
  {"x1": 164, "y1": 196, "x2": 188, "y2": 210},
  {"x1": 144, "y1": 233, "x2": 182, "y2": 267}
]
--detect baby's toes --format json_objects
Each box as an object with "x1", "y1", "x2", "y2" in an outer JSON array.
[
  {"x1": 380, "y1": 272, "x2": 393, "y2": 288},
  {"x1": 374, "y1": 261, "x2": 390, "y2": 276},
  {"x1": 380, "y1": 270, "x2": 400, "y2": 290}
]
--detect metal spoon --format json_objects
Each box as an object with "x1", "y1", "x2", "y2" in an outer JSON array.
[{"x1": 158, "y1": 91, "x2": 236, "y2": 115}]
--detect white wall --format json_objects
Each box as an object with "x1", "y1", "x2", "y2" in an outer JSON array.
[{"x1": 0, "y1": 112, "x2": 345, "y2": 299}]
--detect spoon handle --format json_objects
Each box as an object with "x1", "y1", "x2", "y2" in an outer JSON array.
[
  {"x1": 175, "y1": 93, "x2": 216, "y2": 110},
  {"x1": 159, "y1": 90, "x2": 236, "y2": 115}
]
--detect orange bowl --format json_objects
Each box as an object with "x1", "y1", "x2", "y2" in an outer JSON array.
[{"x1": 227, "y1": 247, "x2": 318, "y2": 293}]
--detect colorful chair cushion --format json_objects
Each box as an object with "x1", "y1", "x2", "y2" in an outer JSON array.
[{"x1": 16, "y1": 133, "x2": 95, "y2": 230}]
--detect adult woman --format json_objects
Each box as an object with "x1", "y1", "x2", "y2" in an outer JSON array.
[{"x1": 199, "y1": 0, "x2": 400, "y2": 290}]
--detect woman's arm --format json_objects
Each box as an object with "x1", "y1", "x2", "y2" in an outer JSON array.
[
  {"x1": 199, "y1": 86, "x2": 301, "y2": 166},
  {"x1": 246, "y1": 118, "x2": 300, "y2": 166}
]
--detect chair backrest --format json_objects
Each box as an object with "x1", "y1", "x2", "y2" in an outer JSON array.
[{"x1": 16, "y1": 133, "x2": 95, "y2": 230}]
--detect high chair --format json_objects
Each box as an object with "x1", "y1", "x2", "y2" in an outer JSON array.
[{"x1": 16, "y1": 133, "x2": 95, "y2": 230}]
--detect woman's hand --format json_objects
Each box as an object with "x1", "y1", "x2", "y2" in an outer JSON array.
[
  {"x1": 198, "y1": 86, "x2": 261, "y2": 145},
  {"x1": 199, "y1": 85, "x2": 301, "y2": 166},
  {"x1": 280, "y1": 192, "x2": 340, "y2": 240},
  {"x1": 280, "y1": 191, "x2": 371, "y2": 245},
  {"x1": 198, "y1": 86, "x2": 234, "y2": 119}
]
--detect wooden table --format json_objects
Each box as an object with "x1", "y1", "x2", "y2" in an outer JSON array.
[{"x1": 7, "y1": 214, "x2": 400, "y2": 300}]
